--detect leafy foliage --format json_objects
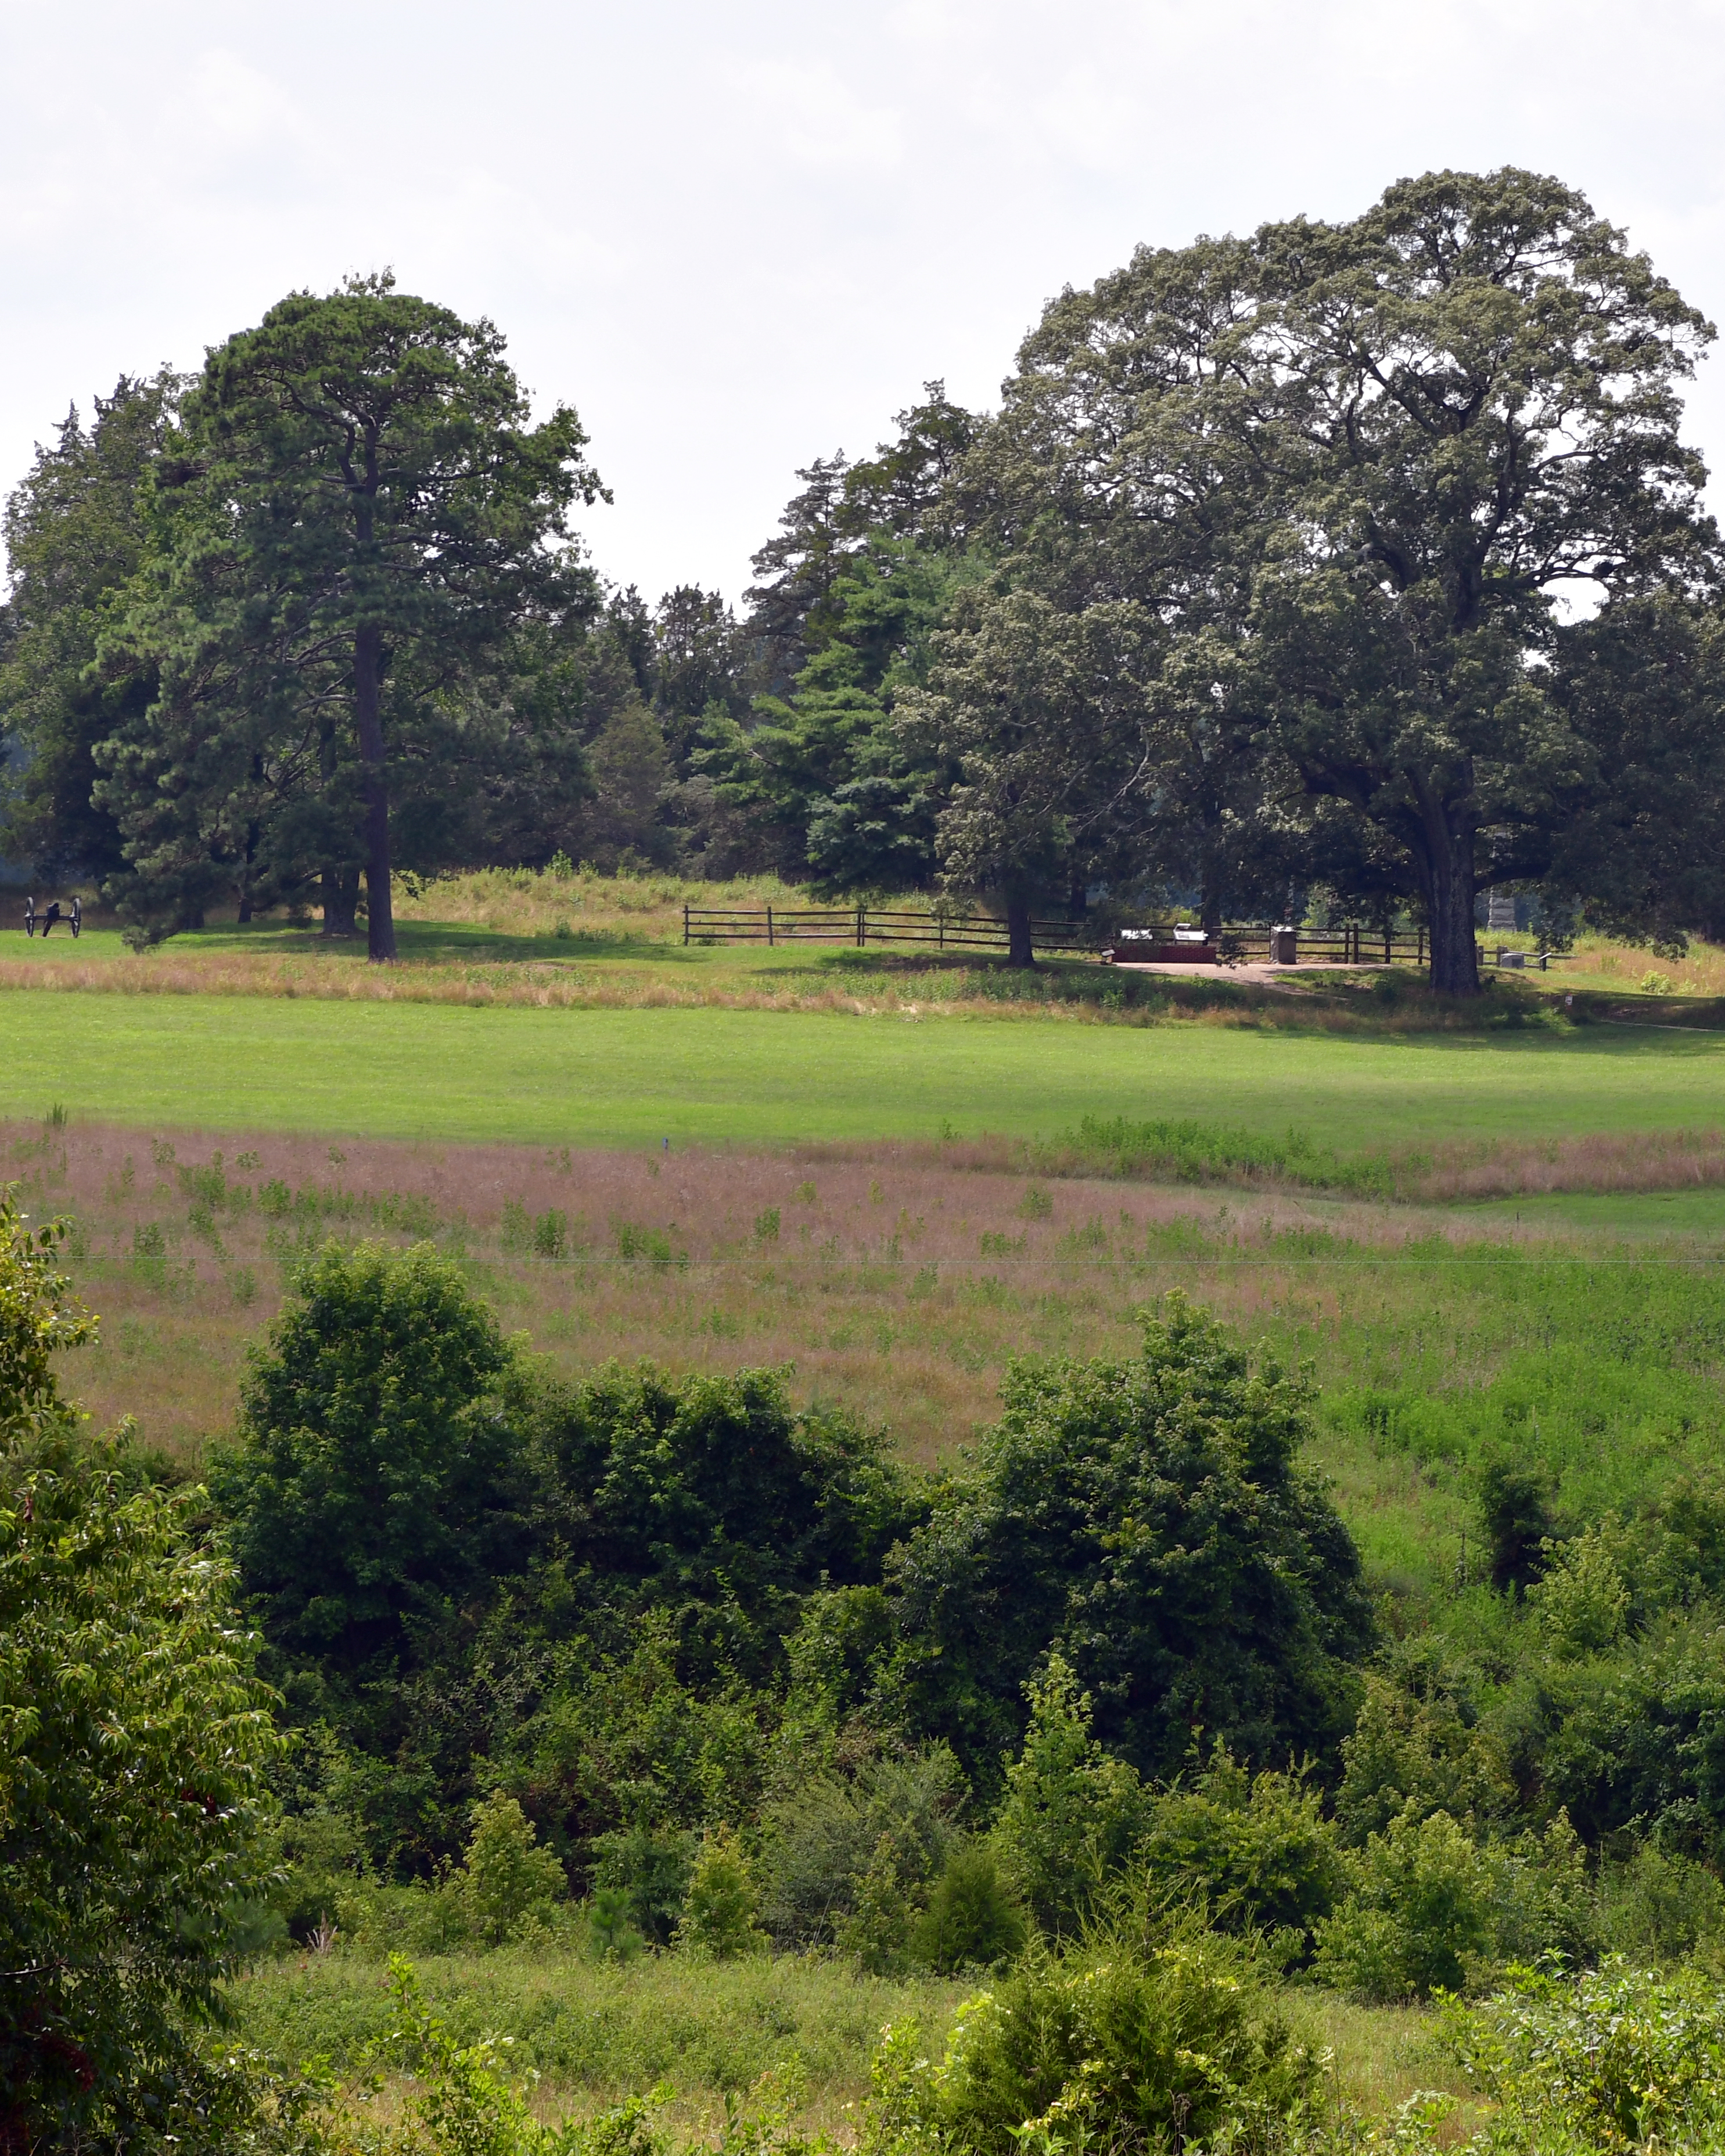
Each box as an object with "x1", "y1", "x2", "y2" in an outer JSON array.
[
  {"x1": 211, "y1": 1239, "x2": 526, "y2": 1676},
  {"x1": 453, "y1": 1792, "x2": 569, "y2": 1945},
  {"x1": 0, "y1": 372, "x2": 179, "y2": 884},
  {"x1": 886, "y1": 1295, "x2": 1374, "y2": 1791},
  {"x1": 1135, "y1": 1744, "x2": 1346, "y2": 1953},
  {"x1": 98, "y1": 274, "x2": 605, "y2": 953},
  {"x1": 674, "y1": 1827, "x2": 767, "y2": 1960},
  {"x1": 867, "y1": 1924, "x2": 1321, "y2": 2156},
  {"x1": 987, "y1": 1657, "x2": 1149, "y2": 1938},
  {"x1": 0, "y1": 1201, "x2": 279, "y2": 2151}
]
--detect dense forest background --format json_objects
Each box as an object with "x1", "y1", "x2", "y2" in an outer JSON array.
[{"x1": 5, "y1": 168, "x2": 1725, "y2": 988}]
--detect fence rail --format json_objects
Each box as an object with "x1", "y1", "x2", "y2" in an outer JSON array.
[
  {"x1": 684, "y1": 907, "x2": 1549, "y2": 971},
  {"x1": 683, "y1": 905, "x2": 1098, "y2": 952}
]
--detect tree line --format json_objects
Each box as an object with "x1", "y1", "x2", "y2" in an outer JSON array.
[{"x1": 5, "y1": 168, "x2": 1725, "y2": 990}]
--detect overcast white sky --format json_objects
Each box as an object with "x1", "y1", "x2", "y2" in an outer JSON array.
[{"x1": 3, "y1": 0, "x2": 1724, "y2": 606}]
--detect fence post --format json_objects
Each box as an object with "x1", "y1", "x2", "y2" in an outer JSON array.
[
  {"x1": 766, "y1": 904, "x2": 774, "y2": 949},
  {"x1": 683, "y1": 903, "x2": 689, "y2": 947},
  {"x1": 939, "y1": 914, "x2": 944, "y2": 952},
  {"x1": 1419, "y1": 925, "x2": 1425, "y2": 966},
  {"x1": 857, "y1": 904, "x2": 864, "y2": 948}
]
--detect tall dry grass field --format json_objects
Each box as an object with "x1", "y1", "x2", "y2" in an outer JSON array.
[
  {"x1": 10, "y1": 1116, "x2": 1454, "y2": 1471},
  {"x1": 15, "y1": 1115, "x2": 1725, "y2": 1613}
]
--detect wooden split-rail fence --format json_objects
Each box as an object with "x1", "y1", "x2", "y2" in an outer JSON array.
[
  {"x1": 682, "y1": 905, "x2": 1096, "y2": 954},
  {"x1": 683, "y1": 907, "x2": 1453, "y2": 965}
]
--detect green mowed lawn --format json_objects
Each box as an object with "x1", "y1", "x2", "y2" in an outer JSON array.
[{"x1": 8, "y1": 986, "x2": 1725, "y2": 1152}]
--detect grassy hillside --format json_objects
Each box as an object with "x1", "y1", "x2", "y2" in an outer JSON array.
[{"x1": 6, "y1": 985, "x2": 1725, "y2": 1154}]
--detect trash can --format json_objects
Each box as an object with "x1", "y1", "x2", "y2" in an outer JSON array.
[{"x1": 1271, "y1": 926, "x2": 1298, "y2": 965}]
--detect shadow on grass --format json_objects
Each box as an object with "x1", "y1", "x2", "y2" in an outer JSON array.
[{"x1": 178, "y1": 918, "x2": 695, "y2": 965}]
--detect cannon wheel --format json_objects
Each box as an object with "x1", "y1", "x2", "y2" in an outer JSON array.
[
  {"x1": 23, "y1": 894, "x2": 34, "y2": 937},
  {"x1": 70, "y1": 896, "x2": 81, "y2": 939}
]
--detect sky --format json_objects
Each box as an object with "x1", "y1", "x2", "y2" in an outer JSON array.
[{"x1": 3, "y1": 0, "x2": 1724, "y2": 608}]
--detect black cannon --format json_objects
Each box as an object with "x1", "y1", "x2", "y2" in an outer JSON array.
[{"x1": 24, "y1": 894, "x2": 81, "y2": 939}]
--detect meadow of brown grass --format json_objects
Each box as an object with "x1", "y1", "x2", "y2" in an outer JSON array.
[
  {"x1": 1410, "y1": 1126, "x2": 1725, "y2": 1199},
  {"x1": 6, "y1": 1116, "x2": 1550, "y2": 1475}
]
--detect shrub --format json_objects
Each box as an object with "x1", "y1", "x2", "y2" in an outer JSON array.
[
  {"x1": 910, "y1": 1843, "x2": 1026, "y2": 1972},
  {"x1": 1315, "y1": 1807, "x2": 1495, "y2": 1999},
  {"x1": 455, "y1": 1792, "x2": 568, "y2": 1943},
  {"x1": 989, "y1": 1656, "x2": 1148, "y2": 1938},
  {"x1": 533, "y1": 1207, "x2": 569, "y2": 1259},
  {"x1": 675, "y1": 1827, "x2": 766, "y2": 1960},
  {"x1": 1315, "y1": 1805, "x2": 1593, "y2": 2002},
  {"x1": 1596, "y1": 1841, "x2": 1725, "y2": 1968},
  {"x1": 836, "y1": 1828, "x2": 923, "y2": 1974},
  {"x1": 874, "y1": 1924, "x2": 1320, "y2": 2156},
  {"x1": 1450, "y1": 1957, "x2": 1725, "y2": 2153},
  {"x1": 591, "y1": 1820, "x2": 698, "y2": 1947},
  {"x1": 209, "y1": 1239, "x2": 528, "y2": 1675},
  {"x1": 1477, "y1": 1458, "x2": 1556, "y2": 1594},
  {"x1": 1334, "y1": 1654, "x2": 1516, "y2": 1845},
  {"x1": 1135, "y1": 1743, "x2": 1345, "y2": 1952},
  {"x1": 306, "y1": 1956, "x2": 669, "y2": 2155},
  {"x1": 527, "y1": 1367, "x2": 923, "y2": 1689},
  {"x1": 587, "y1": 1886, "x2": 646, "y2": 1962},
  {"x1": 884, "y1": 1295, "x2": 1374, "y2": 1793},
  {"x1": 0, "y1": 1202, "x2": 279, "y2": 2149},
  {"x1": 760, "y1": 1746, "x2": 963, "y2": 1950},
  {"x1": 1527, "y1": 1525, "x2": 1630, "y2": 1659}
]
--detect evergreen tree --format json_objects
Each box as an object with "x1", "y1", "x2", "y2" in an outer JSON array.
[
  {"x1": 105, "y1": 273, "x2": 603, "y2": 957},
  {"x1": 0, "y1": 372, "x2": 179, "y2": 883}
]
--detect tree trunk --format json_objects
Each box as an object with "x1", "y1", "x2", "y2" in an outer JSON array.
[
  {"x1": 354, "y1": 622, "x2": 396, "y2": 962},
  {"x1": 1418, "y1": 788, "x2": 1480, "y2": 997},
  {"x1": 237, "y1": 888, "x2": 253, "y2": 925},
  {"x1": 1006, "y1": 894, "x2": 1034, "y2": 968},
  {"x1": 1067, "y1": 878, "x2": 1087, "y2": 923},
  {"x1": 321, "y1": 867, "x2": 360, "y2": 938}
]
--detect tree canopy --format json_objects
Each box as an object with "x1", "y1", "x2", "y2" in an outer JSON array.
[
  {"x1": 99, "y1": 274, "x2": 605, "y2": 955},
  {"x1": 5, "y1": 178, "x2": 1724, "y2": 986},
  {"x1": 0, "y1": 1201, "x2": 278, "y2": 2150},
  {"x1": 937, "y1": 167, "x2": 1719, "y2": 985},
  {"x1": 885, "y1": 1296, "x2": 1374, "y2": 1791}
]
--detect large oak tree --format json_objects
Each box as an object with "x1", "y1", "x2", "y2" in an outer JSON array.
[{"x1": 949, "y1": 169, "x2": 1717, "y2": 991}]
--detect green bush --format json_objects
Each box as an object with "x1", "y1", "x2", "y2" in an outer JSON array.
[
  {"x1": 1596, "y1": 1842, "x2": 1725, "y2": 1968},
  {"x1": 1334, "y1": 1653, "x2": 1516, "y2": 1845},
  {"x1": 1476, "y1": 1458, "x2": 1557, "y2": 1594},
  {"x1": 1135, "y1": 1744, "x2": 1345, "y2": 1953},
  {"x1": 883, "y1": 1295, "x2": 1374, "y2": 1794},
  {"x1": 0, "y1": 1203, "x2": 279, "y2": 2150},
  {"x1": 910, "y1": 1843, "x2": 1026, "y2": 1973},
  {"x1": 591, "y1": 1820, "x2": 698, "y2": 1948},
  {"x1": 455, "y1": 1792, "x2": 569, "y2": 1944},
  {"x1": 760, "y1": 1745, "x2": 962, "y2": 1956},
  {"x1": 1314, "y1": 1805, "x2": 1593, "y2": 2002},
  {"x1": 525, "y1": 1365, "x2": 923, "y2": 1691},
  {"x1": 300, "y1": 1956, "x2": 671, "y2": 2155},
  {"x1": 870, "y1": 1924, "x2": 1320, "y2": 2156},
  {"x1": 675, "y1": 1827, "x2": 766, "y2": 1960},
  {"x1": 210, "y1": 1239, "x2": 527, "y2": 1675},
  {"x1": 1450, "y1": 1957, "x2": 1725, "y2": 2153},
  {"x1": 1526, "y1": 1525, "x2": 1630, "y2": 1659},
  {"x1": 1315, "y1": 1808, "x2": 1496, "y2": 1999},
  {"x1": 989, "y1": 1656, "x2": 1148, "y2": 1938}
]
